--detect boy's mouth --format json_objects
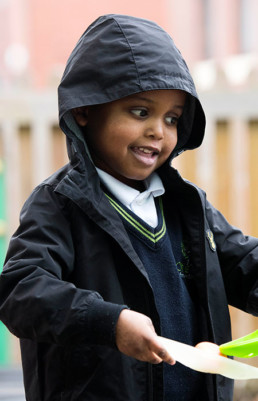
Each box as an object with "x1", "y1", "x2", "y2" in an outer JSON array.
[{"x1": 131, "y1": 146, "x2": 160, "y2": 165}]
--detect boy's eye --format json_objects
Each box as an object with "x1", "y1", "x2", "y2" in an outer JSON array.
[
  {"x1": 165, "y1": 116, "x2": 179, "y2": 126},
  {"x1": 131, "y1": 109, "x2": 148, "y2": 117}
]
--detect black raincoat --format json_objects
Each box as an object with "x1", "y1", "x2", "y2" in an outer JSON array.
[{"x1": 0, "y1": 14, "x2": 258, "y2": 401}]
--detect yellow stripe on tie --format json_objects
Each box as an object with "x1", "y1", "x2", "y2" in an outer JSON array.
[{"x1": 105, "y1": 194, "x2": 166, "y2": 244}]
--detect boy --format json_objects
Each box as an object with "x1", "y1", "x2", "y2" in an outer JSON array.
[{"x1": 0, "y1": 14, "x2": 257, "y2": 401}]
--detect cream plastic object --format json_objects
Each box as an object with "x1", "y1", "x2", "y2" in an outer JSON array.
[{"x1": 158, "y1": 337, "x2": 258, "y2": 380}]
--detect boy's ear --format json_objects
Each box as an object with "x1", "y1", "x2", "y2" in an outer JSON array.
[{"x1": 71, "y1": 107, "x2": 89, "y2": 127}]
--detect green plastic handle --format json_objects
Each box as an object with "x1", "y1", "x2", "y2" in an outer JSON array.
[{"x1": 219, "y1": 330, "x2": 258, "y2": 358}]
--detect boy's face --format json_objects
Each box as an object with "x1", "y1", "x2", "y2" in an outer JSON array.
[{"x1": 72, "y1": 89, "x2": 186, "y2": 189}]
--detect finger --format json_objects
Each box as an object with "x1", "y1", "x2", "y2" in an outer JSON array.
[
  {"x1": 151, "y1": 340, "x2": 176, "y2": 365},
  {"x1": 157, "y1": 348, "x2": 176, "y2": 365},
  {"x1": 149, "y1": 353, "x2": 163, "y2": 364}
]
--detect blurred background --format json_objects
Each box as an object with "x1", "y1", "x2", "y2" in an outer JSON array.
[{"x1": 0, "y1": 0, "x2": 258, "y2": 399}]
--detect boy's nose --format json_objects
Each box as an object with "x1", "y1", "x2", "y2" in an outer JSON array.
[{"x1": 145, "y1": 120, "x2": 164, "y2": 140}]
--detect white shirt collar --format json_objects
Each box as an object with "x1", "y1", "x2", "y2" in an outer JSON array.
[{"x1": 96, "y1": 168, "x2": 165, "y2": 208}]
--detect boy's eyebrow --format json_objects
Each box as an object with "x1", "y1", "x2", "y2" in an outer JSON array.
[
  {"x1": 128, "y1": 95, "x2": 155, "y2": 103},
  {"x1": 173, "y1": 105, "x2": 185, "y2": 111},
  {"x1": 126, "y1": 95, "x2": 185, "y2": 110}
]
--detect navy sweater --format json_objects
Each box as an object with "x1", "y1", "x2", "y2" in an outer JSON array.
[{"x1": 106, "y1": 194, "x2": 205, "y2": 400}]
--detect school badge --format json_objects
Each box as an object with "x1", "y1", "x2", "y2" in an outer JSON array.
[{"x1": 206, "y1": 229, "x2": 216, "y2": 252}]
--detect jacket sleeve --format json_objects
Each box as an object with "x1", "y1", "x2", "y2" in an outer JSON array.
[
  {"x1": 0, "y1": 184, "x2": 127, "y2": 347},
  {"x1": 205, "y1": 198, "x2": 258, "y2": 316}
]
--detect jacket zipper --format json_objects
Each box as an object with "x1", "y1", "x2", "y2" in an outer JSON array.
[
  {"x1": 148, "y1": 364, "x2": 154, "y2": 401},
  {"x1": 184, "y1": 180, "x2": 218, "y2": 400},
  {"x1": 143, "y1": 284, "x2": 155, "y2": 401}
]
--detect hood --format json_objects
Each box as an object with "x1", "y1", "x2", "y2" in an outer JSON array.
[{"x1": 58, "y1": 14, "x2": 206, "y2": 164}]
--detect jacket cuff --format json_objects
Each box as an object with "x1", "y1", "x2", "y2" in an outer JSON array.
[
  {"x1": 246, "y1": 280, "x2": 258, "y2": 317},
  {"x1": 86, "y1": 298, "x2": 129, "y2": 347}
]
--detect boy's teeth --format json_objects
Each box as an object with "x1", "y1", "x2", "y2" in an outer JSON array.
[{"x1": 138, "y1": 147, "x2": 152, "y2": 154}]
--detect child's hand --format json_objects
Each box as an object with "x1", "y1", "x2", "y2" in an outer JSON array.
[
  {"x1": 116, "y1": 309, "x2": 175, "y2": 365},
  {"x1": 195, "y1": 341, "x2": 226, "y2": 357}
]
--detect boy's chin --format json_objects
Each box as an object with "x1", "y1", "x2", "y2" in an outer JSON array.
[{"x1": 114, "y1": 174, "x2": 147, "y2": 191}]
